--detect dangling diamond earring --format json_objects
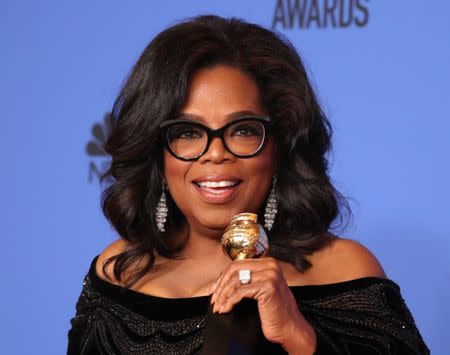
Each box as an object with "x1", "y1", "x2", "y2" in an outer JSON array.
[
  {"x1": 264, "y1": 176, "x2": 277, "y2": 231},
  {"x1": 156, "y1": 183, "x2": 168, "y2": 232}
]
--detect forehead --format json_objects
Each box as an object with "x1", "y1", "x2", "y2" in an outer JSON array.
[{"x1": 180, "y1": 66, "x2": 266, "y2": 128}]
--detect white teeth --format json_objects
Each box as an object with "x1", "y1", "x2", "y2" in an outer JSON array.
[{"x1": 197, "y1": 180, "x2": 238, "y2": 188}]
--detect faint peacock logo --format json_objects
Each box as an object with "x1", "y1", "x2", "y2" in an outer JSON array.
[{"x1": 86, "y1": 112, "x2": 112, "y2": 183}]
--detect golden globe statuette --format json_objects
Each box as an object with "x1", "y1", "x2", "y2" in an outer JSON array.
[
  {"x1": 202, "y1": 213, "x2": 280, "y2": 355},
  {"x1": 221, "y1": 213, "x2": 268, "y2": 261}
]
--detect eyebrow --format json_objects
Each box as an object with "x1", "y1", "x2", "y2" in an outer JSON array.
[{"x1": 176, "y1": 110, "x2": 263, "y2": 124}]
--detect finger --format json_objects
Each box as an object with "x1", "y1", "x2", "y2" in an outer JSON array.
[
  {"x1": 221, "y1": 271, "x2": 284, "y2": 314},
  {"x1": 213, "y1": 257, "x2": 278, "y2": 296},
  {"x1": 213, "y1": 269, "x2": 276, "y2": 313},
  {"x1": 218, "y1": 280, "x2": 269, "y2": 313},
  {"x1": 209, "y1": 271, "x2": 223, "y2": 295},
  {"x1": 211, "y1": 259, "x2": 274, "y2": 305},
  {"x1": 210, "y1": 271, "x2": 226, "y2": 304},
  {"x1": 213, "y1": 257, "x2": 279, "y2": 300}
]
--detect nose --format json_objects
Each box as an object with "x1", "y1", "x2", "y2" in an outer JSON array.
[{"x1": 198, "y1": 136, "x2": 235, "y2": 164}]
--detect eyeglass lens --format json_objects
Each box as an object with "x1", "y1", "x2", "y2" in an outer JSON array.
[{"x1": 166, "y1": 119, "x2": 265, "y2": 159}]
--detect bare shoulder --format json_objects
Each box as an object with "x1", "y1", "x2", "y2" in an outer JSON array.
[
  {"x1": 306, "y1": 237, "x2": 387, "y2": 284},
  {"x1": 95, "y1": 239, "x2": 129, "y2": 285}
]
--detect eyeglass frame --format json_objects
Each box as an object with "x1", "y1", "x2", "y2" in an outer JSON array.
[{"x1": 159, "y1": 115, "x2": 272, "y2": 161}]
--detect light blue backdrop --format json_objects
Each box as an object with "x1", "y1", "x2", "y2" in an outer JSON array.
[{"x1": 2, "y1": 1, "x2": 448, "y2": 354}]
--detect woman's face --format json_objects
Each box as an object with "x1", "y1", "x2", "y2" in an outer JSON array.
[{"x1": 163, "y1": 66, "x2": 276, "y2": 234}]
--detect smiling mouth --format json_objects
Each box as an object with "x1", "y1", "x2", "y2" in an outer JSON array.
[
  {"x1": 192, "y1": 179, "x2": 243, "y2": 204},
  {"x1": 195, "y1": 180, "x2": 240, "y2": 188}
]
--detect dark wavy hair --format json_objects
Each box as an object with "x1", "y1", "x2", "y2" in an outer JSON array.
[{"x1": 100, "y1": 15, "x2": 352, "y2": 287}]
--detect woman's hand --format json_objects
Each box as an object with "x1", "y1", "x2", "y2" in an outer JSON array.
[{"x1": 210, "y1": 257, "x2": 316, "y2": 354}]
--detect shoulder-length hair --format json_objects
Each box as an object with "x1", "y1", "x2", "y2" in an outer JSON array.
[{"x1": 101, "y1": 15, "x2": 351, "y2": 287}]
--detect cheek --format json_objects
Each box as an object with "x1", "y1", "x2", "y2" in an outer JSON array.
[
  {"x1": 249, "y1": 153, "x2": 274, "y2": 173},
  {"x1": 163, "y1": 152, "x2": 190, "y2": 202},
  {"x1": 241, "y1": 142, "x2": 276, "y2": 207},
  {"x1": 251, "y1": 139, "x2": 276, "y2": 176}
]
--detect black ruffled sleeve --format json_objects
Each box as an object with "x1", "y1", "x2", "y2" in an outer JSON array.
[
  {"x1": 292, "y1": 278, "x2": 430, "y2": 355},
  {"x1": 67, "y1": 274, "x2": 102, "y2": 355},
  {"x1": 67, "y1": 257, "x2": 206, "y2": 355}
]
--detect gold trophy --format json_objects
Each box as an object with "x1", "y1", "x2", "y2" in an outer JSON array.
[
  {"x1": 202, "y1": 213, "x2": 276, "y2": 355},
  {"x1": 221, "y1": 213, "x2": 268, "y2": 260}
]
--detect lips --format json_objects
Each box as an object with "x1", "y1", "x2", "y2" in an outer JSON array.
[{"x1": 192, "y1": 175, "x2": 243, "y2": 204}]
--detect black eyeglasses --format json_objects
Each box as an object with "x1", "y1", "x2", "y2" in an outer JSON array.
[{"x1": 160, "y1": 116, "x2": 272, "y2": 161}]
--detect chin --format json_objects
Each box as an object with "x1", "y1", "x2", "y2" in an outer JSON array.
[{"x1": 193, "y1": 208, "x2": 242, "y2": 231}]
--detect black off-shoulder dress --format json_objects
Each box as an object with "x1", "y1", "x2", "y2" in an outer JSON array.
[{"x1": 67, "y1": 256, "x2": 429, "y2": 354}]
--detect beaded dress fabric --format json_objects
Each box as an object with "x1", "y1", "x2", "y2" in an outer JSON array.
[{"x1": 67, "y1": 256, "x2": 429, "y2": 355}]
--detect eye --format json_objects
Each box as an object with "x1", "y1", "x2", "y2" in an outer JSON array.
[
  {"x1": 168, "y1": 125, "x2": 204, "y2": 140},
  {"x1": 230, "y1": 121, "x2": 264, "y2": 137}
]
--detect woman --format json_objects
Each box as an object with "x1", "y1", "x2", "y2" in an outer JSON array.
[{"x1": 68, "y1": 15, "x2": 429, "y2": 354}]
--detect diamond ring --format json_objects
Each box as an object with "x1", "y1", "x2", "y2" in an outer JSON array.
[{"x1": 239, "y1": 269, "x2": 251, "y2": 285}]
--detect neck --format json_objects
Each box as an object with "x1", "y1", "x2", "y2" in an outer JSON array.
[{"x1": 177, "y1": 222, "x2": 231, "y2": 265}]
